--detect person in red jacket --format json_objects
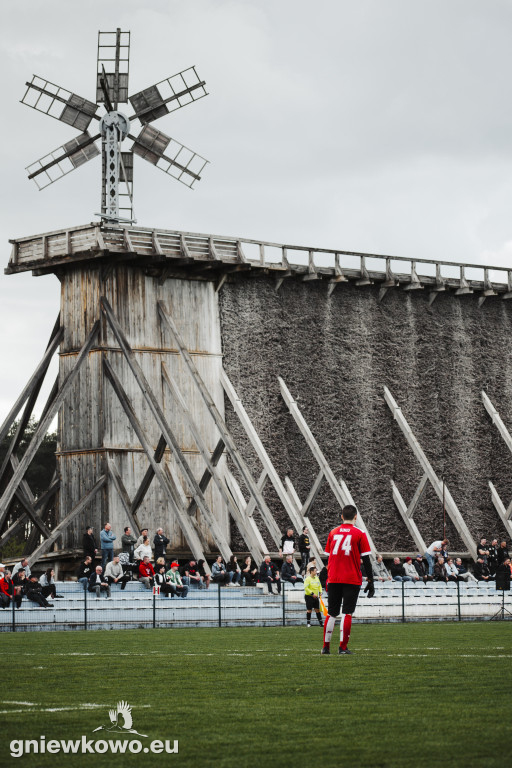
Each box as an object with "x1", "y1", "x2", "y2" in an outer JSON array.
[
  {"x1": 0, "y1": 570, "x2": 21, "y2": 608},
  {"x1": 138, "y1": 556, "x2": 155, "y2": 589}
]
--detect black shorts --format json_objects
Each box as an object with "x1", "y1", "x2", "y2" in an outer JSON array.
[
  {"x1": 305, "y1": 594, "x2": 320, "y2": 610},
  {"x1": 327, "y1": 583, "x2": 360, "y2": 616}
]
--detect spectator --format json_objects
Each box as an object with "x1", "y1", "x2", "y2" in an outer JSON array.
[
  {"x1": 25, "y1": 575, "x2": 54, "y2": 607},
  {"x1": 434, "y1": 557, "x2": 449, "y2": 583},
  {"x1": 154, "y1": 566, "x2": 175, "y2": 597},
  {"x1": 318, "y1": 564, "x2": 328, "y2": 590},
  {"x1": 155, "y1": 557, "x2": 167, "y2": 573},
  {"x1": 454, "y1": 558, "x2": 478, "y2": 582},
  {"x1": 153, "y1": 528, "x2": 170, "y2": 561},
  {"x1": 298, "y1": 526, "x2": 311, "y2": 575},
  {"x1": 121, "y1": 526, "x2": 137, "y2": 560},
  {"x1": 259, "y1": 556, "x2": 281, "y2": 595},
  {"x1": 0, "y1": 563, "x2": 5, "y2": 580},
  {"x1": 497, "y1": 541, "x2": 510, "y2": 566},
  {"x1": 88, "y1": 566, "x2": 111, "y2": 598},
  {"x1": 0, "y1": 571, "x2": 21, "y2": 609},
  {"x1": 105, "y1": 555, "x2": 129, "y2": 590},
  {"x1": 390, "y1": 557, "x2": 413, "y2": 582},
  {"x1": 134, "y1": 536, "x2": 152, "y2": 563},
  {"x1": 12, "y1": 569, "x2": 27, "y2": 597},
  {"x1": 83, "y1": 526, "x2": 97, "y2": 561},
  {"x1": 197, "y1": 559, "x2": 210, "y2": 590},
  {"x1": 39, "y1": 568, "x2": 63, "y2": 599},
  {"x1": 413, "y1": 555, "x2": 432, "y2": 583},
  {"x1": 372, "y1": 555, "x2": 392, "y2": 582},
  {"x1": 279, "y1": 528, "x2": 296, "y2": 558},
  {"x1": 226, "y1": 555, "x2": 242, "y2": 585},
  {"x1": 181, "y1": 560, "x2": 202, "y2": 589},
  {"x1": 211, "y1": 556, "x2": 230, "y2": 586},
  {"x1": 474, "y1": 558, "x2": 493, "y2": 582},
  {"x1": 136, "y1": 528, "x2": 149, "y2": 548},
  {"x1": 11, "y1": 558, "x2": 31, "y2": 580},
  {"x1": 488, "y1": 539, "x2": 499, "y2": 575},
  {"x1": 303, "y1": 565, "x2": 324, "y2": 627},
  {"x1": 240, "y1": 556, "x2": 258, "y2": 586},
  {"x1": 444, "y1": 558, "x2": 459, "y2": 582},
  {"x1": 424, "y1": 540, "x2": 449, "y2": 576},
  {"x1": 403, "y1": 557, "x2": 420, "y2": 582},
  {"x1": 477, "y1": 538, "x2": 489, "y2": 563},
  {"x1": 280, "y1": 554, "x2": 304, "y2": 586},
  {"x1": 166, "y1": 562, "x2": 188, "y2": 598},
  {"x1": 138, "y1": 556, "x2": 155, "y2": 590},
  {"x1": 100, "y1": 523, "x2": 116, "y2": 571},
  {"x1": 495, "y1": 558, "x2": 511, "y2": 590},
  {"x1": 77, "y1": 556, "x2": 94, "y2": 590}
]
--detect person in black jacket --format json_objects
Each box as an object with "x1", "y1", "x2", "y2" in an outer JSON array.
[
  {"x1": 280, "y1": 555, "x2": 304, "y2": 586},
  {"x1": 474, "y1": 558, "x2": 494, "y2": 582},
  {"x1": 153, "y1": 528, "x2": 170, "y2": 561},
  {"x1": 413, "y1": 555, "x2": 432, "y2": 583},
  {"x1": 488, "y1": 539, "x2": 499, "y2": 575},
  {"x1": 298, "y1": 527, "x2": 311, "y2": 575},
  {"x1": 24, "y1": 576, "x2": 54, "y2": 608},
  {"x1": 259, "y1": 556, "x2": 281, "y2": 594},
  {"x1": 83, "y1": 526, "x2": 97, "y2": 561},
  {"x1": 240, "y1": 556, "x2": 258, "y2": 586},
  {"x1": 77, "y1": 556, "x2": 94, "y2": 590},
  {"x1": 497, "y1": 541, "x2": 510, "y2": 566}
]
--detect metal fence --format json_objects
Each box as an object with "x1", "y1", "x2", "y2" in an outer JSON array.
[{"x1": 1, "y1": 581, "x2": 511, "y2": 632}]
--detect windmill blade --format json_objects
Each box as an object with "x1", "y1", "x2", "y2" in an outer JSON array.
[
  {"x1": 27, "y1": 132, "x2": 101, "y2": 190},
  {"x1": 129, "y1": 67, "x2": 207, "y2": 125},
  {"x1": 130, "y1": 125, "x2": 208, "y2": 188},
  {"x1": 21, "y1": 76, "x2": 99, "y2": 131},
  {"x1": 97, "y1": 29, "x2": 130, "y2": 107}
]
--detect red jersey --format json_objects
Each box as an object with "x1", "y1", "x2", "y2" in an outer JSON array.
[{"x1": 324, "y1": 523, "x2": 371, "y2": 585}]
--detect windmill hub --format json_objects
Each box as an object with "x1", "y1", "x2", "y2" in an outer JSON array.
[{"x1": 99, "y1": 111, "x2": 130, "y2": 140}]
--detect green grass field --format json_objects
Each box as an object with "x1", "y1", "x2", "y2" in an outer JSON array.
[{"x1": 0, "y1": 622, "x2": 510, "y2": 767}]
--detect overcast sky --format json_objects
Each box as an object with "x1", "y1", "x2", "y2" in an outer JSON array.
[{"x1": 1, "y1": 0, "x2": 512, "y2": 423}]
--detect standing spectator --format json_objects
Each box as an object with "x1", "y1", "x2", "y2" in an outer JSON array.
[
  {"x1": 477, "y1": 538, "x2": 490, "y2": 563},
  {"x1": 121, "y1": 526, "x2": 137, "y2": 559},
  {"x1": 259, "y1": 556, "x2": 281, "y2": 594},
  {"x1": 497, "y1": 540, "x2": 510, "y2": 565},
  {"x1": 488, "y1": 539, "x2": 499, "y2": 575},
  {"x1": 25, "y1": 575, "x2": 54, "y2": 607},
  {"x1": 414, "y1": 555, "x2": 432, "y2": 583},
  {"x1": 444, "y1": 558, "x2": 459, "y2": 582},
  {"x1": 434, "y1": 557, "x2": 449, "y2": 583},
  {"x1": 39, "y1": 568, "x2": 63, "y2": 599},
  {"x1": 105, "y1": 555, "x2": 130, "y2": 590},
  {"x1": 11, "y1": 558, "x2": 31, "y2": 580},
  {"x1": 240, "y1": 556, "x2": 258, "y2": 586},
  {"x1": 136, "y1": 528, "x2": 149, "y2": 548},
  {"x1": 496, "y1": 558, "x2": 512, "y2": 589},
  {"x1": 197, "y1": 559, "x2": 211, "y2": 590},
  {"x1": 403, "y1": 557, "x2": 420, "y2": 582},
  {"x1": 83, "y1": 526, "x2": 98, "y2": 561},
  {"x1": 298, "y1": 526, "x2": 311, "y2": 575},
  {"x1": 100, "y1": 523, "x2": 116, "y2": 571},
  {"x1": 281, "y1": 554, "x2": 304, "y2": 586},
  {"x1": 211, "y1": 556, "x2": 230, "y2": 586},
  {"x1": 154, "y1": 565, "x2": 175, "y2": 597},
  {"x1": 88, "y1": 566, "x2": 111, "y2": 598},
  {"x1": 226, "y1": 555, "x2": 242, "y2": 585},
  {"x1": 424, "y1": 539, "x2": 449, "y2": 576},
  {"x1": 474, "y1": 558, "x2": 493, "y2": 582},
  {"x1": 138, "y1": 556, "x2": 155, "y2": 590},
  {"x1": 279, "y1": 528, "x2": 296, "y2": 559},
  {"x1": 372, "y1": 555, "x2": 392, "y2": 582},
  {"x1": 166, "y1": 562, "x2": 188, "y2": 598},
  {"x1": 181, "y1": 560, "x2": 202, "y2": 589},
  {"x1": 134, "y1": 536, "x2": 152, "y2": 563},
  {"x1": 303, "y1": 565, "x2": 324, "y2": 627},
  {"x1": 0, "y1": 563, "x2": 5, "y2": 579},
  {"x1": 454, "y1": 558, "x2": 478, "y2": 582},
  {"x1": 153, "y1": 528, "x2": 170, "y2": 562},
  {"x1": 390, "y1": 557, "x2": 413, "y2": 582},
  {"x1": 77, "y1": 556, "x2": 94, "y2": 590}
]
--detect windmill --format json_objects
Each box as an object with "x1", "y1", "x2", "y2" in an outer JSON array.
[{"x1": 21, "y1": 29, "x2": 209, "y2": 223}]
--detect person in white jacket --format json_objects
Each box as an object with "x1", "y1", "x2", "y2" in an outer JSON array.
[
  {"x1": 403, "y1": 558, "x2": 420, "y2": 582},
  {"x1": 134, "y1": 536, "x2": 153, "y2": 562}
]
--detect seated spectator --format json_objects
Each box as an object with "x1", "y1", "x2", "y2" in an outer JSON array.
[
  {"x1": 259, "y1": 556, "x2": 281, "y2": 595},
  {"x1": 477, "y1": 538, "x2": 489, "y2": 563},
  {"x1": 39, "y1": 568, "x2": 63, "y2": 599},
  {"x1": 181, "y1": 560, "x2": 203, "y2": 589},
  {"x1": 166, "y1": 562, "x2": 188, "y2": 598},
  {"x1": 134, "y1": 536, "x2": 153, "y2": 563},
  {"x1": 240, "y1": 556, "x2": 258, "y2": 586},
  {"x1": 12, "y1": 569, "x2": 28, "y2": 598},
  {"x1": 303, "y1": 565, "x2": 324, "y2": 627},
  {"x1": 155, "y1": 557, "x2": 167, "y2": 573},
  {"x1": 138, "y1": 556, "x2": 155, "y2": 589},
  {"x1": 197, "y1": 559, "x2": 210, "y2": 590},
  {"x1": 390, "y1": 557, "x2": 413, "y2": 582},
  {"x1": 25, "y1": 575, "x2": 54, "y2": 607},
  {"x1": 211, "y1": 556, "x2": 230, "y2": 585},
  {"x1": 474, "y1": 558, "x2": 494, "y2": 582},
  {"x1": 434, "y1": 557, "x2": 449, "y2": 583},
  {"x1": 403, "y1": 557, "x2": 420, "y2": 582},
  {"x1": 424, "y1": 540, "x2": 449, "y2": 576},
  {"x1": 372, "y1": 555, "x2": 392, "y2": 582},
  {"x1": 11, "y1": 558, "x2": 31, "y2": 580},
  {"x1": 226, "y1": 555, "x2": 242, "y2": 585},
  {"x1": 280, "y1": 554, "x2": 304, "y2": 586},
  {"x1": 88, "y1": 566, "x2": 111, "y2": 598},
  {"x1": 414, "y1": 555, "x2": 432, "y2": 582},
  {"x1": 444, "y1": 558, "x2": 459, "y2": 582},
  {"x1": 0, "y1": 570, "x2": 21, "y2": 609},
  {"x1": 105, "y1": 555, "x2": 130, "y2": 590},
  {"x1": 497, "y1": 540, "x2": 510, "y2": 565},
  {"x1": 454, "y1": 558, "x2": 478, "y2": 582},
  {"x1": 154, "y1": 566, "x2": 175, "y2": 597},
  {"x1": 488, "y1": 539, "x2": 499, "y2": 575},
  {"x1": 77, "y1": 556, "x2": 94, "y2": 590}
]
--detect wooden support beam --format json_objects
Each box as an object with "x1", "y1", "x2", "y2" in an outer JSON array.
[
  {"x1": 502, "y1": 271, "x2": 512, "y2": 300},
  {"x1": 455, "y1": 266, "x2": 473, "y2": 296},
  {"x1": 187, "y1": 438, "x2": 225, "y2": 516},
  {"x1": 275, "y1": 270, "x2": 292, "y2": 293},
  {"x1": 384, "y1": 385, "x2": 477, "y2": 559},
  {"x1": 27, "y1": 476, "x2": 107, "y2": 567},
  {"x1": 327, "y1": 254, "x2": 348, "y2": 296},
  {"x1": 390, "y1": 479, "x2": 428, "y2": 553},
  {"x1": 107, "y1": 456, "x2": 140, "y2": 534},
  {"x1": 9, "y1": 456, "x2": 52, "y2": 539},
  {"x1": 0, "y1": 322, "x2": 99, "y2": 531},
  {"x1": 403, "y1": 261, "x2": 423, "y2": 291},
  {"x1": 489, "y1": 481, "x2": 512, "y2": 539},
  {"x1": 301, "y1": 469, "x2": 325, "y2": 518},
  {"x1": 23, "y1": 476, "x2": 60, "y2": 554},
  {"x1": 356, "y1": 256, "x2": 373, "y2": 286},
  {"x1": 283, "y1": 476, "x2": 326, "y2": 560},
  {"x1": 215, "y1": 273, "x2": 228, "y2": 293},
  {"x1": 279, "y1": 376, "x2": 377, "y2": 552},
  {"x1": 130, "y1": 435, "x2": 167, "y2": 516},
  {"x1": 158, "y1": 301, "x2": 282, "y2": 547},
  {"x1": 224, "y1": 470, "x2": 267, "y2": 562},
  {"x1": 152, "y1": 230, "x2": 164, "y2": 256},
  {"x1": 482, "y1": 390, "x2": 512, "y2": 454}
]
